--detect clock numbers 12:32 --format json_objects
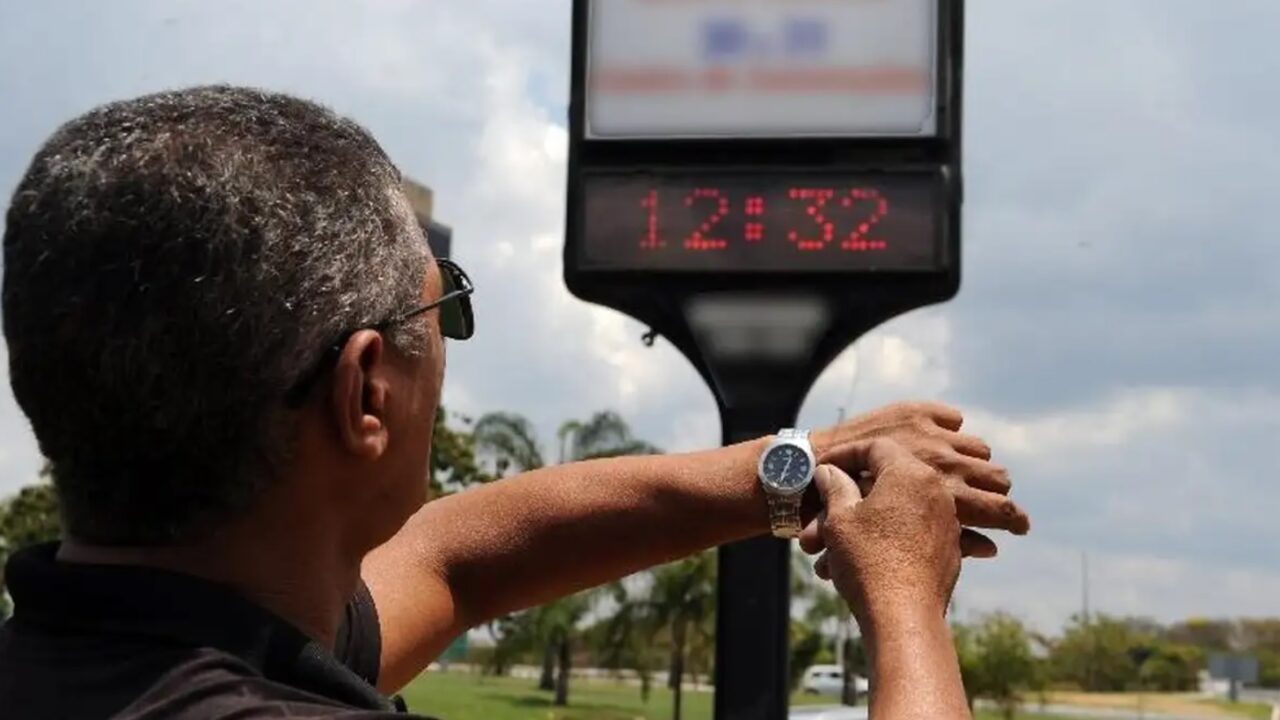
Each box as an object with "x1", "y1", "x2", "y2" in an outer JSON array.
[{"x1": 638, "y1": 187, "x2": 891, "y2": 254}]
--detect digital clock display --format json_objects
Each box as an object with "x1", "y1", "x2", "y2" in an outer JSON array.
[{"x1": 578, "y1": 171, "x2": 945, "y2": 272}]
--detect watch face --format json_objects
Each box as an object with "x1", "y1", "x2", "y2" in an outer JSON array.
[{"x1": 761, "y1": 443, "x2": 813, "y2": 492}]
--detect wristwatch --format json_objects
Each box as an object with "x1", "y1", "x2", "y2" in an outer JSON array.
[{"x1": 757, "y1": 428, "x2": 817, "y2": 539}]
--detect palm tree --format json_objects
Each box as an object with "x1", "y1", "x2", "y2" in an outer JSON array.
[
  {"x1": 474, "y1": 412, "x2": 559, "y2": 689},
  {"x1": 597, "y1": 552, "x2": 717, "y2": 720},
  {"x1": 474, "y1": 409, "x2": 660, "y2": 706},
  {"x1": 557, "y1": 411, "x2": 662, "y2": 463},
  {"x1": 473, "y1": 413, "x2": 544, "y2": 477},
  {"x1": 593, "y1": 579, "x2": 665, "y2": 702}
]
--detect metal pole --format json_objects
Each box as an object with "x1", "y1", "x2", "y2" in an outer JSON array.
[
  {"x1": 1083, "y1": 551, "x2": 1094, "y2": 692},
  {"x1": 1082, "y1": 551, "x2": 1090, "y2": 622},
  {"x1": 715, "y1": 412, "x2": 794, "y2": 720}
]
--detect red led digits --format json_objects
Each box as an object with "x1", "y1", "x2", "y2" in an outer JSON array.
[
  {"x1": 684, "y1": 188, "x2": 729, "y2": 251},
  {"x1": 744, "y1": 196, "x2": 765, "y2": 243},
  {"x1": 639, "y1": 189, "x2": 662, "y2": 250},
  {"x1": 626, "y1": 182, "x2": 900, "y2": 262},
  {"x1": 787, "y1": 188, "x2": 837, "y2": 251},
  {"x1": 840, "y1": 188, "x2": 890, "y2": 251}
]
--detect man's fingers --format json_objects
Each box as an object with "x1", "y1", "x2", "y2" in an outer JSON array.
[
  {"x1": 960, "y1": 528, "x2": 998, "y2": 559},
  {"x1": 920, "y1": 402, "x2": 965, "y2": 431},
  {"x1": 798, "y1": 514, "x2": 825, "y2": 554},
  {"x1": 863, "y1": 438, "x2": 926, "y2": 478},
  {"x1": 950, "y1": 432, "x2": 993, "y2": 461},
  {"x1": 939, "y1": 455, "x2": 1012, "y2": 495},
  {"x1": 814, "y1": 552, "x2": 831, "y2": 580},
  {"x1": 812, "y1": 464, "x2": 863, "y2": 509},
  {"x1": 804, "y1": 465, "x2": 861, "y2": 558},
  {"x1": 953, "y1": 484, "x2": 1032, "y2": 535}
]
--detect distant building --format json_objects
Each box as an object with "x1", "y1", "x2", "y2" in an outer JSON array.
[{"x1": 402, "y1": 178, "x2": 453, "y2": 260}]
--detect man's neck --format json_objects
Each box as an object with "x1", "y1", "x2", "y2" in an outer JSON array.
[{"x1": 57, "y1": 510, "x2": 362, "y2": 649}]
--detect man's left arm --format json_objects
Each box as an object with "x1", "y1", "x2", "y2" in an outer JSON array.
[{"x1": 361, "y1": 403, "x2": 1028, "y2": 693}]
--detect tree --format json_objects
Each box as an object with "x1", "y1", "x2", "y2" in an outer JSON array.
[
  {"x1": 472, "y1": 413, "x2": 545, "y2": 478},
  {"x1": 484, "y1": 614, "x2": 528, "y2": 677},
  {"x1": 0, "y1": 463, "x2": 63, "y2": 620},
  {"x1": 596, "y1": 553, "x2": 716, "y2": 720},
  {"x1": 1256, "y1": 649, "x2": 1280, "y2": 689},
  {"x1": 476, "y1": 409, "x2": 660, "y2": 706},
  {"x1": 790, "y1": 619, "x2": 834, "y2": 692},
  {"x1": 543, "y1": 593, "x2": 595, "y2": 706},
  {"x1": 1049, "y1": 614, "x2": 1148, "y2": 692},
  {"x1": 791, "y1": 547, "x2": 863, "y2": 704},
  {"x1": 654, "y1": 554, "x2": 716, "y2": 720},
  {"x1": 474, "y1": 412, "x2": 560, "y2": 689},
  {"x1": 1164, "y1": 617, "x2": 1235, "y2": 651},
  {"x1": 958, "y1": 614, "x2": 1042, "y2": 720},
  {"x1": 429, "y1": 406, "x2": 494, "y2": 495},
  {"x1": 1139, "y1": 644, "x2": 1201, "y2": 692},
  {"x1": 1239, "y1": 619, "x2": 1280, "y2": 653},
  {"x1": 592, "y1": 579, "x2": 664, "y2": 703},
  {"x1": 558, "y1": 411, "x2": 660, "y2": 461}
]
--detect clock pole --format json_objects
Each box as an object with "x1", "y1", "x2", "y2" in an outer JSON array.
[{"x1": 716, "y1": 403, "x2": 800, "y2": 720}]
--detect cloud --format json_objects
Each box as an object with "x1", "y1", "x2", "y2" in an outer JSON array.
[
  {"x1": 967, "y1": 389, "x2": 1186, "y2": 458},
  {"x1": 946, "y1": 0, "x2": 1280, "y2": 414},
  {"x1": 958, "y1": 536, "x2": 1280, "y2": 634}
]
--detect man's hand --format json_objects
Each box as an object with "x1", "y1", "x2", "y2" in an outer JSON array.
[
  {"x1": 807, "y1": 439, "x2": 977, "y2": 719},
  {"x1": 807, "y1": 440, "x2": 962, "y2": 630},
  {"x1": 807, "y1": 402, "x2": 1029, "y2": 558}
]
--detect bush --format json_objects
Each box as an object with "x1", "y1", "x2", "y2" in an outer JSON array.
[
  {"x1": 956, "y1": 614, "x2": 1043, "y2": 720},
  {"x1": 1140, "y1": 645, "x2": 1201, "y2": 691}
]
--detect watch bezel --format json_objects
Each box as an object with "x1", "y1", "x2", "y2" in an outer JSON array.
[{"x1": 757, "y1": 434, "x2": 817, "y2": 497}]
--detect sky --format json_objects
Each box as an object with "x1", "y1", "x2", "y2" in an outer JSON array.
[{"x1": 0, "y1": 0, "x2": 1278, "y2": 635}]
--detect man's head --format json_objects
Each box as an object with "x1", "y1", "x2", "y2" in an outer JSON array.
[{"x1": 3, "y1": 85, "x2": 446, "y2": 549}]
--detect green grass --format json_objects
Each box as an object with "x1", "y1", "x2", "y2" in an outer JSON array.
[
  {"x1": 1195, "y1": 698, "x2": 1275, "y2": 720},
  {"x1": 398, "y1": 671, "x2": 1074, "y2": 720},
  {"x1": 400, "y1": 671, "x2": 710, "y2": 720},
  {"x1": 1044, "y1": 690, "x2": 1273, "y2": 719}
]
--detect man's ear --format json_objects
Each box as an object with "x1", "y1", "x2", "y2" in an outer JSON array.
[{"x1": 331, "y1": 330, "x2": 391, "y2": 460}]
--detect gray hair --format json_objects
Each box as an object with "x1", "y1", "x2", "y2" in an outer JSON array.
[{"x1": 2, "y1": 85, "x2": 429, "y2": 545}]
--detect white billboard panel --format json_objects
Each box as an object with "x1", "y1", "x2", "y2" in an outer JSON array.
[{"x1": 586, "y1": 0, "x2": 939, "y2": 139}]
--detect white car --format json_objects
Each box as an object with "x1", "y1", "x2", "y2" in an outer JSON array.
[{"x1": 800, "y1": 665, "x2": 869, "y2": 697}]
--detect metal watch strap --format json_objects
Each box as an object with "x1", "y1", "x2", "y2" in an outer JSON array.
[
  {"x1": 767, "y1": 494, "x2": 803, "y2": 539},
  {"x1": 778, "y1": 428, "x2": 809, "y2": 441}
]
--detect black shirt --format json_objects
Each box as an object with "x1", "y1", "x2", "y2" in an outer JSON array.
[{"x1": 0, "y1": 543, "x2": 434, "y2": 719}]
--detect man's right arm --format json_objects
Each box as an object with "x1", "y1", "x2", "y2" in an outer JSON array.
[
  {"x1": 864, "y1": 606, "x2": 971, "y2": 719},
  {"x1": 807, "y1": 440, "x2": 1012, "y2": 719}
]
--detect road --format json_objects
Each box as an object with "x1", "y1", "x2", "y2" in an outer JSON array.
[
  {"x1": 1242, "y1": 689, "x2": 1280, "y2": 706},
  {"x1": 1020, "y1": 703, "x2": 1240, "y2": 720},
  {"x1": 787, "y1": 700, "x2": 1279, "y2": 720}
]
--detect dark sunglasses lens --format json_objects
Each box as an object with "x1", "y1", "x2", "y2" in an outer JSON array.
[{"x1": 438, "y1": 265, "x2": 474, "y2": 340}]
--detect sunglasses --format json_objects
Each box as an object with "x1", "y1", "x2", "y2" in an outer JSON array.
[
  {"x1": 283, "y1": 258, "x2": 475, "y2": 407},
  {"x1": 388, "y1": 258, "x2": 475, "y2": 341}
]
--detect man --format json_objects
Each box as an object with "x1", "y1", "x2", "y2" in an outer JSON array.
[{"x1": 0, "y1": 86, "x2": 1029, "y2": 718}]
